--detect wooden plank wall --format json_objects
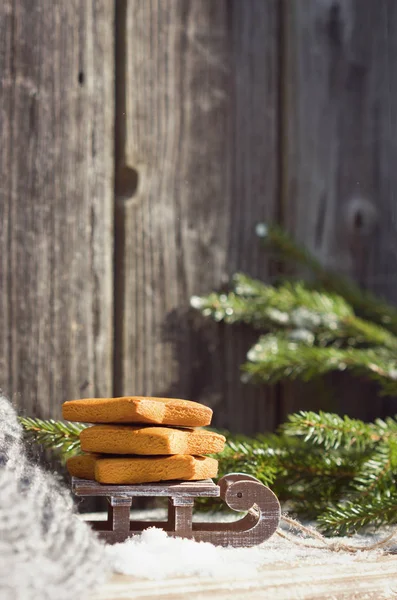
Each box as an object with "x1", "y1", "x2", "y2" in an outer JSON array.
[
  {"x1": 1, "y1": 0, "x2": 396, "y2": 430},
  {"x1": 0, "y1": 1, "x2": 114, "y2": 418},
  {"x1": 115, "y1": 0, "x2": 279, "y2": 433},
  {"x1": 283, "y1": 0, "x2": 397, "y2": 421}
]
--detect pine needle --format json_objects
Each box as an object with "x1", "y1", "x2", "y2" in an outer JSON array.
[
  {"x1": 19, "y1": 417, "x2": 87, "y2": 463},
  {"x1": 318, "y1": 491, "x2": 397, "y2": 535},
  {"x1": 257, "y1": 223, "x2": 397, "y2": 334},
  {"x1": 281, "y1": 411, "x2": 379, "y2": 450}
]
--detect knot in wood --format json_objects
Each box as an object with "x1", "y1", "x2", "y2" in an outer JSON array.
[{"x1": 345, "y1": 197, "x2": 378, "y2": 237}]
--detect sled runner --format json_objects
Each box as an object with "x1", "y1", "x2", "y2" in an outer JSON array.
[{"x1": 72, "y1": 473, "x2": 280, "y2": 547}]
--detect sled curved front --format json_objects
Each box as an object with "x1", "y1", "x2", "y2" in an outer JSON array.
[
  {"x1": 72, "y1": 473, "x2": 280, "y2": 547},
  {"x1": 192, "y1": 474, "x2": 280, "y2": 546}
]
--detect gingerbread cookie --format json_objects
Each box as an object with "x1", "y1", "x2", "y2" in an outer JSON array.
[
  {"x1": 62, "y1": 396, "x2": 212, "y2": 427},
  {"x1": 80, "y1": 424, "x2": 225, "y2": 456},
  {"x1": 95, "y1": 454, "x2": 218, "y2": 484},
  {"x1": 66, "y1": 453, "x2": 99, "y2": 480}
]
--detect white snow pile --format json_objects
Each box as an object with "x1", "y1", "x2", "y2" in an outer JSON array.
[
  {"x1": 106, "y1": 527, "x2": 264, "y2": 580},
  {"x1": 104, "y1": 521, "x2": 390, "y2": 581}
]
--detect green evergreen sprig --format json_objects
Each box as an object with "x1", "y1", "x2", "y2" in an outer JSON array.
[
  {"x1": 281, "y1": 411, "x2": 379, "y2": 450},
  {"x1": 19, "y1": 417, "x2": 87, "y2": 462},
  {"x1": 318, "y1": 491, "x2": 397, "y2": 535},
  {"x1": 243, "y1": 337, "x2": 397, "y2": 395},
  {"x1": 256, "y1": 223, "x2": 397, "y2": 334},
  {"x1": 191, "y1": 226, "x2": 397, "y2": 394},
  {"x1": 217, "y1": 411, "x2": 397, "y2": 534}
]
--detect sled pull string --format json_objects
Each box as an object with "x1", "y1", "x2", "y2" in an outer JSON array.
[{"x1": 278, "y1": 515, "x2": 397, "y2": 554}]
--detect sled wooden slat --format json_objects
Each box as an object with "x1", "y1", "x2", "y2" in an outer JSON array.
[
  {"x1": 72, "y1": 473, "x2": 281, "y2": 548},
  {"x1": 72, "y1": 477, "x2": 220, "y2": 497}
]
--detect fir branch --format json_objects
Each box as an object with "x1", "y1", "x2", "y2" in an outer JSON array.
[
  {"x1": 243, "y1": 335, "x2": 397, "y2": 395},
  {"x1": 218, "y1": 432, "x2": 360, "y2": 508},
  {"x1": 275, "y1": 446, "x2": 365, "y2": 512},
  {"x1": 191, "y1": 277, "x2": 353, "y2": 331},
  {"x1": 341, "y1": 316, "x2": 397, "y2": 351},
  {"x1": 192, "y1": 275, "x2": 397, "y2": 352},
  {"x1": 19, "y1": 417, "x2": 86, "y2": 463},
  {"x1": 257, "y1": 223, "x2": 397, "y2": 334},
  {"x1": 349, "y1": 443, "x2": 394, "y2": 496},
  {"x1": 388, "y1": 436, "x2": 397, "y2": 469},
  {"x1": 217, "y1": 435, "x2": 279, "y2": 487},
  {"x1": 374, "y1": 417, "x2": 397, "y2": 444},
  {"x1": 318, "y1": 490, "x2": 397, "y2": 535},
  {"x1": 281, "y1": 411, "x2": 380, "y2": 450}
]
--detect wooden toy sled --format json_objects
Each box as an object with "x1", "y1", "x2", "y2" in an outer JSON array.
[{"x1": 72, "y1": 473, "x2": 281, "y2": 547}]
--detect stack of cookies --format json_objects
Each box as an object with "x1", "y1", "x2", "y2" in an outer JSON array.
[{"x1": 63, "y1": 396, "x2": 225, "y2": 485}]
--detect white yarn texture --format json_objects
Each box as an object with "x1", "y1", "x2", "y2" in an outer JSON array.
[{"x1": 0, "y1": 395, "x2": 109, "y2": 600}]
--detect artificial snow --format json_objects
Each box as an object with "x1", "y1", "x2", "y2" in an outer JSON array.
[
  {"x1": 102, "y1": 510, "x2": 394, "y2": 581},
  {"x1": 106, "y1": 527, "x2": 264, "y2": 579}
]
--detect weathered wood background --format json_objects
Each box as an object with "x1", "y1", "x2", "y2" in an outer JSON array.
[{"x1": 1, "y1": 0, "x2": 396, "y2": 432}]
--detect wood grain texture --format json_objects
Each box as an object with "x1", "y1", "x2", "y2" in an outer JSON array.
[
  {"x1": 116, "y1": 0, "x2": 279, "y2": 434},
  {"x1": 282, "y1": 0, "x2": 397, "y2": 420},
  {"x1": 0, "y1": 1, "x2": 114, "y2": 417},
  {"x1": 90, "y1": 556, "x2": 397, "y2": 600},
  {"x1": 73, "y1": 477, "x2": 220, "y2": 498}
]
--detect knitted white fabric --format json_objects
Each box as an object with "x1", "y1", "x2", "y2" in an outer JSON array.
[{"x1": 0, "y1": 394, "x2": 109, "y2": 600}]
